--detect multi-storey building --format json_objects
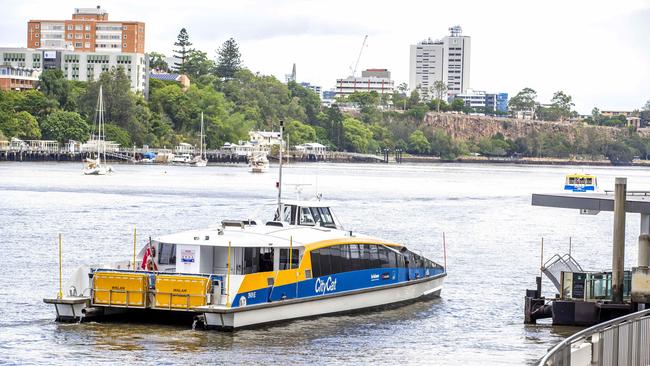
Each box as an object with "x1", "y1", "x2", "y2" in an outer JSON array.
[
  {"x1": 0, "y1": 47, "x2": 148, "y2": 93},
  {"x1": 335, "y1": 68, "x2": 394, "y2": 98},
  {"x1": 455, "y1": 90, "x2": 509, "y2": 114},
  {"x1": 0, "y1": 66, "x2": 40, "y2": 91},
  {"x1": 300, "y1": 82, "x2": 322, "y2": 98},
  {"x1": 409, "y1": 26, "x2": 471, "y2": 98},
  {"x1": 26, "y1": 6, "x2": 145, "y2": 54}
]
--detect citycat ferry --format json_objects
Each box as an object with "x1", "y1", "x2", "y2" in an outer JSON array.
[
  {"x1": 43, "y1": 199, "x2": 446, "y2": 330},
  {"x1": 564, "y1": 173, "x2": 598, "y2": 192}
]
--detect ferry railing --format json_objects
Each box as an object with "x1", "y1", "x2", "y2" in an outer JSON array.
[{"x1": 538, "y1": 308, "x2": 650, "y2": 366}]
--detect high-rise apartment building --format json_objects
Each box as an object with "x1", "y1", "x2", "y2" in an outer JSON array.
[
  {"x1": 409, "y1": 26, "x2": 471, "y2": 99},
  {"x1": 26, "y1": 6, "x2": 145, "y2": 53}
]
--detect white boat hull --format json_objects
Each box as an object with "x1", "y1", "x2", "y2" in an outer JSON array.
[{"x1": 203, "y1": 274, "x2": 444, "y2": 329}]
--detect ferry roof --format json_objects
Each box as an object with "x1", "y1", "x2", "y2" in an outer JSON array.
[
  {"x1": 154, "y1": 224, "x2": 394, "y2": 249},
  {"x1": 532, "y1": 192, "x2": 650, "y2": 214}
]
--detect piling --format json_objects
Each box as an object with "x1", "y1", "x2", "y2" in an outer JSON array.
[
  {"x1": 639, "y1": 234, "x2": 650, "y2": 268},
  {"x1": 612, "y1": 177, "x2": 627, "y2": 304}
]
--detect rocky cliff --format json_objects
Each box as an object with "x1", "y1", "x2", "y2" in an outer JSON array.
[{"x1": 421, "y1": 113, "x2": 621, "y2": 142}]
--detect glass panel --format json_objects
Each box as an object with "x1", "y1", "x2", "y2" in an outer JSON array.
[
  {"x1": 259, "y1": 248, "x2": 274, "y2": 272},
  {"x1": 368, "y1": 245, "x2": 380, "y2": 269},
  {"x1": 243, "y1": 247, "x2": 259, "y2": 274},
  {"x1": 310, "y1": 249, "x2": 321, "y2": 277},
  {"x1": 329, "y1": 246, "x2": 342, "y2": 274},
  {"x1": 310, "y1": 207, "x2": 322, "y2": 225},
  {"x1": 299, "y1": 207, "x2": 315, "y2": 225},
  {"x1": 318, "y1": 207, "x2": 335, "y2": 228},
  {"x1": 158, "y1": 243, "x2": 176, "y2": 265},
  {"x1": 349, "y1": 244, "x2": 361, "y2": 271},
  {"x1": 319, "y1": 247, "x2": 332, "y2": 276}
]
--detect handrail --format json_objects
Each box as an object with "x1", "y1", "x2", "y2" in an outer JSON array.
[{"x1": 538, "y1": 308, "x2": 650, "y2": 365}]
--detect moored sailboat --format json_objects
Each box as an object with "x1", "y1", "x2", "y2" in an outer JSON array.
[{"x1": 83, "y1": 85, "x2": 113, "y2": 175}]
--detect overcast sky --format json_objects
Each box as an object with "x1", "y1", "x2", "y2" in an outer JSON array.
[{"x1": 3, "y1": 0, "x2": 649, "y2": 113}]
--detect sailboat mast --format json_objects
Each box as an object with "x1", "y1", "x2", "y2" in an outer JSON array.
[
  {"x1": 277, "y1": 120, "x2": 284, "y2": 215},
  {"x1": 200, "y1": 112, "x2": 204, "y2": 159}
]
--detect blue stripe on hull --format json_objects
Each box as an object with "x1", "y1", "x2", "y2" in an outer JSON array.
[{"x1": 232, "y1": 267, "x2": 445, "y2": 308}]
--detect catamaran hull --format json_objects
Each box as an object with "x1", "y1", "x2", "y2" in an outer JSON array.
[{"x1": 203, "y1": 274, "x2": 444, "y2": 330}]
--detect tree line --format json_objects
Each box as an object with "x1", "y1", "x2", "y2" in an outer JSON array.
[{"x1": 1, "y1": 28, "x2": 649, "y2": 164}]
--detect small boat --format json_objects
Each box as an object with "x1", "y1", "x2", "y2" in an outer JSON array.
[
  {"x1": 172, "y1": 153, "x2": 193, "y2": 164},
  {"x1": 83, "y1": 85, "x2": 113, "y2": 175},
  {"x1": 191, "y1": 112, "x2": 208, "y2": 167},
  {"x1": 249, "y1": 151, "x2": 269, "y2": 173},
  {"x1": 564, "y1": 173, "x2": 597, "y2": 192}
]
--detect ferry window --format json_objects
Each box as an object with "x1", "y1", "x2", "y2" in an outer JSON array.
[
  {"x1": 299, "y1": 207, "x2": 315, "y2": 226},
  {"x1": 359, "y1": 244, "x2": 371, "y2": 269},
  {"x1": 377, "y1": 246, "x2": 389, "y2": 268},
  {"x1": 158, "y1": 243, "x2": 176, "y2": 265},
  {"x1": 318, "y1": 208, "x2": 335, "y2": 228},
  {"x1": 310, "y1": 207, "x2": 322, "y2": 225},
  {"x1": 329, "y1": 246, "x2": 342, "y2": 274},
  {"x1": 349, "y1": 244, "x2": 362, "y2": 271},
  {"x1": 387, "y1": 250, "x2": 398, "y2": 268},
  {"x1": 310, "y1": 250, "x2": 322, "y2": 277},
  {"x1": 243, "y1": 247, "x2": 259, "y2": 274},
  {"x1": 280, "y1": 248, "x2": 299, "y2": 270},
  {"x1": 259, "y1": 248, "x2": 274, "y2": 272},
  {"x1": 319, "y1": 247, "x2": 332, "y2": 276},
  {"x1": 368, "y1": 245, "x2": 380, "y2": 269}
]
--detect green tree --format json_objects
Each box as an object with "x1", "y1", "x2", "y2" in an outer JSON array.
[
  {"x1": 451, "y1": 98, "x2": 465, "y2": 112},
  {"x1": 549, "y1": 91, "x2": 575, "y2": 121},
  {"x1": 432, "y1": 80, "x2": 448, "y2": 112},
  {"x1": 342, "y1": 117, "x2": 373, "y2": 153},
  {"x1": 288, "y1": 81, "x2": 321, "y2": 124},
  {"x1": 173, "y1": 28, "x2": 193, "y2": 74},
  {"x1": 80, "y1": 68, "x2": 136, "y2": 132},
  {"x1": 149, "y1": 52, "x2": 169, "y2": 72},
  {"x1": 605, "y1": 141, "x2": 634, "y2": 164},
  {"x1": 41, "y1": 110, "x2": 89, "y2": 143},
  {"x1": 509, "y1": 88, "x2": 537, "y2": 119},
  {"x1": 39, "y1": 69, "x2": 70, "y2": 108},
  {"x1": 285, "y1": 120, "x2": 316, "y2": 146},
  {"x1": 105, "y1": 123, "x2": 132, "y2": 147},
  {"x1": 216, "y1": 38, "x2": 242, "y2": 79},
  {"x1": 185, "y1": 50, "x2": 216, "y2": 79},
  {"x1": 0, "y1": 111, "x2": 41, "y2": 139},
  {"x1": 396, "y1": 83, "x2": 408, "y2": 110},
  {"x1": 408, "y1": 130, "x2": 430, "y2": 154},
  {"x1": 429, "y1": 129, "x2": 459, "y2": 160}
]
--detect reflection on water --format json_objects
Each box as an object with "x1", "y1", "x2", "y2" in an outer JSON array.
[{"x1": 1, "y1": 161, "x2": 648, "y2": 365}]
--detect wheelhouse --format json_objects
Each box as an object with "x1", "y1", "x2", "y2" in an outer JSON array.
[{"x1": 273, "y1": 200, "x2": 340, "y2": 229}]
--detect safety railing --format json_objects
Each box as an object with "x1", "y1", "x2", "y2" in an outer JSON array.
[{"x1": 538, "y1": 308, "x2": 650, "y2": 366}]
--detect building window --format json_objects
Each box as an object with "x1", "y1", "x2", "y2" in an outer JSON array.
[
  {"x1": 85, "y1": 25, "x2": 90, "y2": 31},
  {"x1": 75, "y1": 25, "x2": 82, "y2": 31},
  {"x1": 123, "y1": 35, "x2": 127, "y2": 39},
  {"x1": 67, "y1": 25, "x2": 73, "y2": 30},
  {"x1": 123, "y1": 25, "x2": 127, "y2": 30},
  {"x1": 85, "y1": 34, "x2": 90, "y2": 39},
  {"x1": 67, "y1": 34, "x2": 72, "y2": 39},
  {"x1": 123, "y1": 43, "x2": 127, "y2": 48},
  {"x1": 35, "y1": 42, "x2": 40, "y2": 47},
  {"x1": 85, "y1": 42, "x2": 90, "y2": 48},
  {"x1": 35, "y1": 33, "x2": 39, "y2": 38},
  {"x1": 75, "y1": 33, "x2": 82, "y2": 39},
  {"x1": 35, "y1": 24, "x2": 40, "y2": 29},
  {"x1": 75, "y1": 42, "x2": 82, "y2": 48}
]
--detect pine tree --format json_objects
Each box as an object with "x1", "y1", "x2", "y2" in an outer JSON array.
[
  {"x1": 216, "y1": 38, "x2": 242, "y2": 79},
  {"x1": 173, "y1": 28, "x2": 192, "y2": 74}
]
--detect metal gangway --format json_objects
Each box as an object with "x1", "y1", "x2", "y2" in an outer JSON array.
[
  {"x1": 538, "y1": 308, "x2": 650, "y2": 366},
  {"x1": 542, "y1": 253, "x2": 583, "y2": 292}
]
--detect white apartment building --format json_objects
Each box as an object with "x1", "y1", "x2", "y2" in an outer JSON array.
[
  {"x1": 409, "y1": 26, "x2": 471, "y2": 99},
  {"x1": 0, "y1": 47, "x2": 148, "y2": 93},
  {"x1": 454, "y1": 89, "x2": 487, "y2": 109},
  {"x1": 335, "y1": 68, "x2": 394, "y2": 98}
]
